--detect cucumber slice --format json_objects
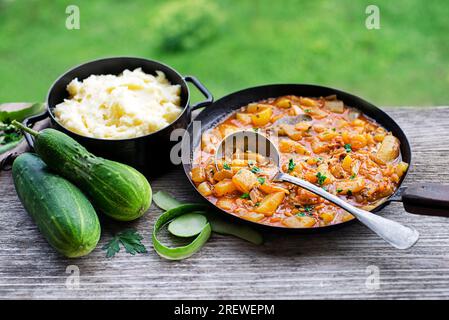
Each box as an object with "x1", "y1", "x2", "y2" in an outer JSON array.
[
  {"x1": 168, "y1": 212, "x2": 208, "y2": 237},
  {"x1": 0, "y1": 103, "x2": 45, "y2": 123},
  {"x1": 152, "y1": 204, "x2": 211, "y2": 260},
  {"x1": 153, "y1": 191, "x2": 183, "y2": 211}
]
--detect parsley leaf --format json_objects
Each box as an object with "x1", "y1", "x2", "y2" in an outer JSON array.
[
  {"x1": 316, "y1": 172, "x2": 327, "y2": 185},
  {"x1": 102, "y1": 229, "x2": 147, "y2": 258},
  {"x1": 257, "y1": 177, "x2": 266, "y2": 185},
  {"x1": 344, "y1": 144, "x2": 352, "y2": 153},
  {"x1": 240, "y1": 193, "x2": 250, "y2": 199},
  {"x1": 287, "y1": 159, "x2": 296, "y2": 173},
  {"x1": 304, "y1": 205, "x2": 314, "y2": 212},
  {"x1": 347, "y1": 190, "x2": 353, "y2": 196},
  {"x1": 250, "y1": 166, "x2": 261, "y2": 174},
  {"x1": 350, "y1": 173, "x2": 356, "y2": 180},
  {"x1": 337, "y1": 188, "x2": 343, "y2": 193},
  {"x1": 223, "y1": 162, "x2": 231, "y2": 170}
]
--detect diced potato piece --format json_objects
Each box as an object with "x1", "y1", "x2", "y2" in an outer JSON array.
[
  {"x1": 279, "y1": 124, "x2": 302, "y2": 140},
  {"x1": 282, "y1": 215, "x2": 316, "y2": 228},
  {"x1": 241, "y1": 212, "x2": 265, "y2": 222},
  {"x1": 278, "y1": 139, "x2": 310, "y2": 155},
  {"x1": 219, "y1": 124, "x2": 239, "y2": 137},
  {"x1": 341, "y1": 155, "x2": 352, "y2": 172},
  {"x1": 352, "y1": 119, "x2": 366, "y2": 127},
  {"x1": 350, "y1": 134, "x2": 367, "y2": 149},
  {"x1": 246, "y1": 103, "x2": 271, "y2": 113},
  {"x1": 197, "y1": 182, "x2": 212, "y2": 197},
  {"x1": 275, "y1": 97, "x2": 292, "y2": 108},
  {"x1": 374, "y1": 133, "x2": 386, "y2": 142},
  {"x1": 295, "y1": 122, "x2": 312, "y2": 132},
  {"x1": 320, "y1": 212, "x2": 335, "y2": 223},
  {"x1": 311, "y1": 139, "x2": 329, "y2": 154},
  {"x1": 231, "y1": 159, "x2": 247, "y2": 166},
  {"x1": 259, "y1": 182, "x2": 289, "y2": 194},
  {"x1": 213, "y1": 169, "x2": 234, "y2": 181},
  {"x1": 216, "y1": 198, "x2": 235, "y2": 211},
  {"x1": 376, "y1": 135, "x2": 400, "y2": 163},
  {"x1": 336, "y1": 119, "x2": 349, "y2": 128},
  {"x1": 324, "y1": 100, "x2": 344, "y2": 113},
  {"x1": 318, "y1": 130, "x2": 338, "y2": 141},
  {"x1": 213, "y1": 179, "x2": 237, "y2": 197},
  {"x1": 232, "y1": 169, "x2": 259, "y2": 193},
  {"x1": 290, "y1": 104, "x2": 303, "y2": 116},
  {"x1": 306, "y1": 157, "x2": 319, "y2": 165},
  {"x1": 313, "y1": 124, "x2": 326, "y2": 133},
  {"x1": 395, "y1": 161, "x2": 409, "y2": 178},
  {"x1": 340, "y1": 212, "x2": 354, "y2": 222},
  {"x1": 191, "y1": 167, "x2": 206, "y2": 183},
  {"x1": 335, "y1": 178, "x2": 365, "y2": 195},
  {"x1": 316, "y1": 164, "x2": 334, "y2": 185},
  {"x1": 255, "y1": 192, "x2": 285, "y2": 215},
  {"x1": 251, "y1": 107, "x2": 273, "y2": 126},
  {"x1": 201, "y1": 129, "x2": 221, "y2": 152},
  {"x1": 307, "y1": 108, "x2": 327, "y2": 119},
  {"x1": 299, "y1": 97, "x2": 318, "y2": 107},
  {"x1": 236, "y1": 112, "x2": 252, "y2": 124}
]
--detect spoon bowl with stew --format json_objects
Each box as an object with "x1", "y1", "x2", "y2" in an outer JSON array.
[{"x1": 215, "y1": 130, "x2": 419, "y2": 250}]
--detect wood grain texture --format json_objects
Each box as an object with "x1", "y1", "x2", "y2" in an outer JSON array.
[{"x1": 1, "y1": 107, "x2": 449, "y2": 300}]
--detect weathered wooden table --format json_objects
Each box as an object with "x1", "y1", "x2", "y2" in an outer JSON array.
[{"x1": 1, "y1": 107, "x2": 448, "y2": 300}]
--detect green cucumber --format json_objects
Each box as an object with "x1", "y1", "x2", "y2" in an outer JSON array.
[
  {"x1": 12, "y1": 121, "x2": 152, "y2": 221},
  {"x1": 12, "y1": 153, "x2": 100, "y2": 258}
]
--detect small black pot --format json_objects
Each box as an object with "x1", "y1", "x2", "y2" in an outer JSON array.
[{"x1": 23, "y1": 57, "x2": 213, "y2": 176}]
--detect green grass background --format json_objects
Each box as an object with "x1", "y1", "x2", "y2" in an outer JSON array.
[{"x1": 0, "y1": 0, "x2": 448, "y2": 105}]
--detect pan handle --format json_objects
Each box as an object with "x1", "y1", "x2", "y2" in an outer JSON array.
[
  {"x1": 400, "y1": 184, "x2": 449, "y2": 217},
  {"x1": 184, "y1": 75, "x2": 214, "y2": 110},
  {"x1": 22, "y1": 110, "x2": 49, "y2": 149}
]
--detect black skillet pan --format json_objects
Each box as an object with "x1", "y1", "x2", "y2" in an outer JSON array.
[{"x1": 182, "y1": 84, "x2": 449, "y2": 231}]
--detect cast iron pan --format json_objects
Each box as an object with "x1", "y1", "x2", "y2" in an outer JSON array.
[{"x1": 182, "y1": 84, "x2": 449, "y2": 232}]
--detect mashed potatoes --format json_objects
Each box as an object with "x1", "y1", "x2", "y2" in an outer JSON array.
[{"x1": 53, "y1": 68, "x2": 182, "y2": 139}]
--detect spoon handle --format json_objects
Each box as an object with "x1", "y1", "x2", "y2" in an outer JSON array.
[{"x1": 277, "y1": 172, "x2": 419, "y2": 249}]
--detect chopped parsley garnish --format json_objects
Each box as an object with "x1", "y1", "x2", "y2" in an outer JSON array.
[
  {"x1": 344, "y1": 144, "x2": 352, "y2": 153},
  {"x1": 223, "y1": 162, "x2": 231, "y2": 170},
  {"x1": 347, "y1": 190, "x2": 353, "y2": 196},
  {"x1": 316, "y1": 172, "x2": 327, "y2": 185},
  {"x1": 350, "y1": 173, "x2": 356, "y2": 180},
  {"x1": 304, "y1": 109, "x2": 312, "y2": 113},
  {"x1": 255, "y1": 202, "x2": 261, "y2": 207},
  {"x1": 257, "y1": 177, "x2": 266, "y2": 185},
  {"x1": 287, "y1": 159, "x2": 296, "y2": 173},
  {"x1": 296, "y1": 212, "x2": 306, "y2": 217},
  {"x1": 240, "y1": 193, "x2": 250, "y2": 199},
  {"x1": 250, "y1": 166, "x2": 261, "y2": 174},
  {"x1": 337, "y1": 188, "x2": 343, "y2": 193},
  {"x1": 304, "y1": 205, "x2": 314, "y2": 212},
  {"x1": 253, "y1": 127, "x2": 259, "y2": 132},
  {"x1": 332, "y1": 128, "x2": 336, "y2": 131}
]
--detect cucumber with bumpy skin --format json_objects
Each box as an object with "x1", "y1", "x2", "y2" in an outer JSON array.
[
  {"x1": 12, "y1": 121, "x2": 152, "y2": 221},
  {"x1": 12, "y1": 153, "x2": 100, "y2": 258}
]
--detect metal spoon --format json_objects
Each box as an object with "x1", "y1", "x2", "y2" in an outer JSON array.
[{"x1": 216, "y1": 130, "x2": 419, "y2": 249}]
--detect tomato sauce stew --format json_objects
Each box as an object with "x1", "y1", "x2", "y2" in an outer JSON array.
[{"x1": 190, "y1": 95, "x2": 408, "y2": 228}]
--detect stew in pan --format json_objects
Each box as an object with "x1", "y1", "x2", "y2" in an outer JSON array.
[{"x1": 190, "y1": 95, "x2": 408, "y2": 228}]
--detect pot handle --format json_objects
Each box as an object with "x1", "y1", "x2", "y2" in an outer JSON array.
[
  {"x1": 22, "y1": 110, "x2": 49, "y2": 149},
  {"x1": 400, "y1": 183, "x2": 449, "y2": 217},
  {"x1": 184, "y1": 75, "x2": 214, "y2": 110}
]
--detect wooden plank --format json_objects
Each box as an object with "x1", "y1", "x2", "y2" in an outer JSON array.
[{"x1": 1, "y1": 107, "x2": 449, "y2": 299}]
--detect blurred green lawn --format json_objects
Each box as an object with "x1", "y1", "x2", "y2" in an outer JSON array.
[{"x1": 1, "y1": 0, "x2": 448, "y2": 105}]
